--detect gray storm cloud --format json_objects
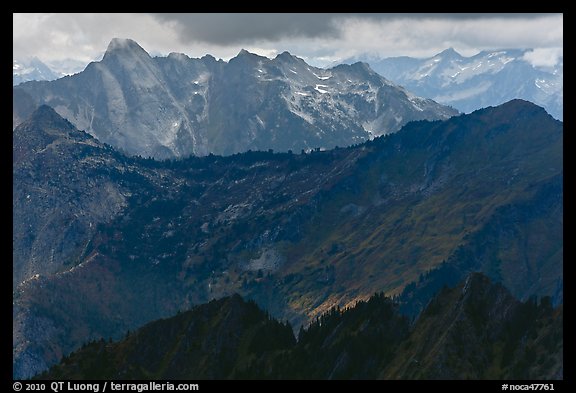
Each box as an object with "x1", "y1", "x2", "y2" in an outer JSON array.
[
  {"x1": 151, "y1": 13, "x2": 560, "y2": 45},
  {"x1": 13, "y1": 13, "x2": 562, "y2": 66},
  {"x1": 152, "y1": 13, "x2": 342, "y2": 44}
]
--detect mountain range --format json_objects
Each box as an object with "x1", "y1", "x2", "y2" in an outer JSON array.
[
  {"x1": 13, "y1": 57, "x2": 87, "y2": 86},
  {"x1": 13, "y1": 99, "x2": 562, "y2": 379},
  {"x1": 12, "y1": 38, "x2": 457, "y2": 159},
  {"x1": 13, "y1": 58, "x2": 62, "y2": 86},
  {"x1": 36, "y1": 273, "x2": 562, "y2": 380},
  {"x1": 355, "y1": 48, "x2": 563, "y2": 121}
]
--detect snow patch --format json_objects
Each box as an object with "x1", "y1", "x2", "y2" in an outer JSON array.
[
  {"x1": 315, "y1": 84, "x2": 329, "y2": 94},
  {"x1": 255, "y1": 115, "x2": 265, "y2": 128},
  {"x1": 313, "y1": 72, "x2": 331, "y2": 80}
]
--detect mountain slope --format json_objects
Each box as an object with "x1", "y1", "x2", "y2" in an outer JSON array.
[
  {"x1": 14, "y1": 100, "x2": 562, "y2": 378},
  {"x1": 36, "y1": 274, "x2": 562, "y2": 380},
  {"x1": 13, "y1": 38, "x2": 457, "y2": 159},
  {"x1": 37, "y1": 295, "x2": 294, "y2": 379},
  {"x1": 397, "y1": 172, "x2": 563, "y2": 319},
  {"x1": 383, "y1": 274, "x2": 563, "y2": 379},
  {"x1": 13, "y1": 105, "x2": 133, "y2": 287},
  {"x1": 362, "y1": 48, "x2": 562, "y2": 120}
]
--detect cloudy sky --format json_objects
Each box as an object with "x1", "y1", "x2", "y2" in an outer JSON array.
[{"x1": 13, "y1": 13, "x2": 563, "y2": 70}]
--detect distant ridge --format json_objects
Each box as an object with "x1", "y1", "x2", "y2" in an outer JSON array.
[{"x1": 13, "y1": 38, "x2": 457, "y2": 159}]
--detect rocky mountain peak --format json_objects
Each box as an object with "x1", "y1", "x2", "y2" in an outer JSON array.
[
  {"x1": 350, "y1": 61, "x2": 377, "y2": 74},
  {"x1": 13, "y1": 39, "x2": 458, "y2": 159},
  {"x1": 13, "y1": 105, "x2": 93, "y2": 167},
  {"x1": 102, "y1": 37, "x2": 150, "y2": 61},
  {"x1": 25, "y1": 104, "x2": 76, "y2": 133},
  {"x1": 231, "y1": 49, "x2": 267, "y2": 64},
  {"x1": 438, "y1": 47, "x2": 462, "y2": 59},
  {"x1": 237, "y1": 48, "x2": 252, "y2": 56},
  {"x1": 364, "y1": 48, "x2": 562, "y2": 120},
  {"x1": 167, "y1": 52, "x2": 190, "y2": 61},
  {"x1": 274, "y1": 51, "x2": 298, "y2": 62},
  {"x1": 235, "y1": 49, "x2": 266, "y2": 59}
]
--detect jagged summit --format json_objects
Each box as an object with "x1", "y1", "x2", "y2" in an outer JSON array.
[
  {"x1": 106, "y1": 37, "x2": 142, "y2": 51},
  {"x1": 13, "y1": 105, "x2": 95, "y2": 167},
  {"x1": 274, "y1": 51, "x2": 302, "y2": 63},
  {"x1": 350, "y1": 61, "x2": 376, "y2": 73},
  {"x1": 167, "y1": 52, "x2": 190, "y2": 61},
  {"x1": 235, "y1": 48, "x2": 267, "y2": 59},
  {"x1": 14, "y1": 38, "x2": 457, "y2": 159},
  {"x1": 25, "y1": 104, "x2": 75, "y2": 131},
  {"x1": 364, "y1": 48, "x2": 562, "y2": 120},
  {"x1": 275, "y1": 50, "x2": 293, "y2": 59},
  {"x1": 231, "y1": 49, "x2": 268, "y2": 63},
  {"x1": 102, "y1": 38, "x2": 150, "y2": 61},
  {"x1": 237, "y1": 48, "x2": 252, "y2": 56},
  {"x1": 437, "y1": 47, "x2": 462, "y2": 58}
]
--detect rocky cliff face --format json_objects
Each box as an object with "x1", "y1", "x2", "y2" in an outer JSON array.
[
  {"x1": 14, "y1": 100, "x2": 562, "y2": 378},
  {"x1": 13, "y1": 38, "x2": 457, "y2": 159}
]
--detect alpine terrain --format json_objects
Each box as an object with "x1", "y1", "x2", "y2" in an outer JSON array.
[
  {"x1": 13, "y1": 57, "x2": 86, "y2": 86},
  {"x1": 13, "y1": 100, "x2": 562, "y2": 379},
  {"x1": 13, "y1": 38, "x2": 457, "y2": 159},
  {"x1": 358, "y1": 48, "x2": 562, "y2": 120},
  {"x1": 13, "y1": 58, "x2": 61, "y2": 86}
]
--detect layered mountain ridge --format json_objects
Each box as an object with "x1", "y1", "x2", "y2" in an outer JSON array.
[
  {"x1": 37, "y1": 273, "x2": 562, "y2": 380},
  {"x1": 13, "y1": 58, "x2": 61, "y2": 86},
  {"x1": 356, "y1": 48, "x2": 562, "y2": 120},
  {"x1": 13, "y1": 38, "x2": 457, "y2": 159},
  {"x1": 13, "y1": 57, "x2": 86, "y2": 86},
  {"x1": 13, "y1": 100, "x2": 562, "y2": 379}
]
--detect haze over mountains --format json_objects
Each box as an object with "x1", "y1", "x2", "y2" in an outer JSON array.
[
  {"x1": 354, "y1": 48, "x2": 563, "y2": 121},
  {"x1": 13, "y1": 58, "x2": 61, "y2": 86},
  {"x1": 13, "y1": 57, "x2": 86, "y2": 86},
  {"x1": 13, "y1": 38, "x2": 457, "y2": 159},
  {"x1": 13, "y1": 99, "x2": 562, "y2": 379}
]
